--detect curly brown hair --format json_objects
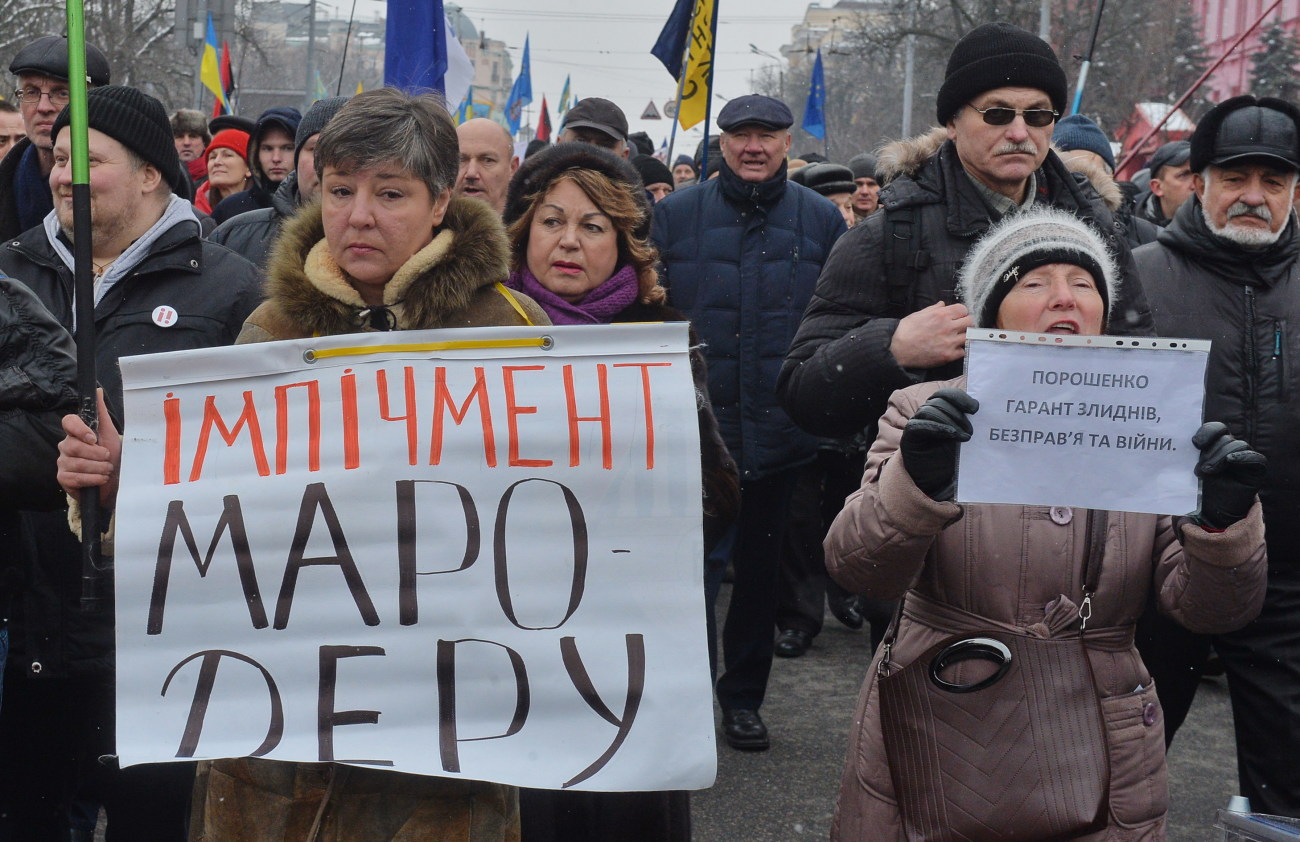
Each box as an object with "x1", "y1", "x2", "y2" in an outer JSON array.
[{"x1": 507, "y1": 166, "x2": 666, "y2": 305}]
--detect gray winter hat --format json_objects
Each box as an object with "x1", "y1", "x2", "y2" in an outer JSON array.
[{"x1": 958, "y1": 206, "x2": 1119, "y2": 330}]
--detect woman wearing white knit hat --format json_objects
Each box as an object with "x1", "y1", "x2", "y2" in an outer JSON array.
[{"x1": 822, "y1": 206, "x2": 1268, "y2": 840}]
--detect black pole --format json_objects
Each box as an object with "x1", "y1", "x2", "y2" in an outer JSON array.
[
  {"x1": 336, "y1": 0, "x2": 358, "y2": 96},
  {"x1": 66, "y1": 6, "x2": 106, "y2": 613}
]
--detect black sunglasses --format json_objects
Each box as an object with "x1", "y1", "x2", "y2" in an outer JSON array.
[{"x1": 969, "y1": 105, "x2": 1059, "y2": 128}]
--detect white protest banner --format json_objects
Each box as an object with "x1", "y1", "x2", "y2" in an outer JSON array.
[
  {"x1": 113, "y1": 323, "x2": 715, "y2": 792},
  {"x1": 957, "y1": 330, "x2": 1211, "y2": 515}
]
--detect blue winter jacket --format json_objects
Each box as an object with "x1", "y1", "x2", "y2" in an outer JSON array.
[{"x1": 650, "y1": 160, "x2": 846, "y2": 480}]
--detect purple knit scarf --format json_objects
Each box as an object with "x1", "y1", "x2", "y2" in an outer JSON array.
[{"x1": 507, "y1": 262, "x2": 639, "y2": 325}]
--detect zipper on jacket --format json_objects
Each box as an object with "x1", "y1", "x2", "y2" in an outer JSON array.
[
  {"x1": 1245, "y1": 286, "x2": 1258, "y2": 445},
  {"x1": 1274, "y1": 320, "x2": 1288, "y2": 404}
]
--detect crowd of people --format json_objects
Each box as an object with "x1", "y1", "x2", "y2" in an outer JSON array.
[{"x1": 0, "y1": 17, "x2": 1296, "y2": 842}]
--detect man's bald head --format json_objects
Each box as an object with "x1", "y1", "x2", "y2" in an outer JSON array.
[{"x1": 456, "y1": 118, "x2": 518, "y2": 214}]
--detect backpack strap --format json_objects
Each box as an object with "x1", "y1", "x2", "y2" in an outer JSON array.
[{"x1": 882, "y1": 207, "x2": 930, "y2": 316}]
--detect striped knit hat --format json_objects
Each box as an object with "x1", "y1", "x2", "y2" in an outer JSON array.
[{"x1": 957, "y1": 207, "x2": 1119, "y2": 330}]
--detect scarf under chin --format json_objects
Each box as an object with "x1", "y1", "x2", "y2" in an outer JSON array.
[{"x1": 507, "y1": 262, "x2": 639, "y2": 325}]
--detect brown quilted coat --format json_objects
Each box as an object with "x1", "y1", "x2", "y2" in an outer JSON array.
[{"x1": 825, "y1": 379, "x2": 1267, "y2": 841}]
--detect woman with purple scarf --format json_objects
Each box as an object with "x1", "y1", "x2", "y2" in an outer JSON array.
[{"x1": 502, "y1": 143, "x2": 738, "y2": 842}]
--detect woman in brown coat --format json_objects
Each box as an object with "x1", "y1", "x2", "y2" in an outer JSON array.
[
  {"x1": 825, "y1": 208, "x2": 1268, "y2": 841},
  {"x1": 58, "y1": 88, "x2": 548, "y2": 842}
]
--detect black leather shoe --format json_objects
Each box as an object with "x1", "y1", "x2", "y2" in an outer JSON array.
[
  {"x1": 722, "y1": 708, "x2": 769, "y2": 751},
  {"x1": 829, "y1": 596, "x2": 865, "y2": 630},
  {"x1": 774, "y1": 628, "x2": 813, "y2": 658}
]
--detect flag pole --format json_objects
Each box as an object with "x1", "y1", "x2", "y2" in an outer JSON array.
[
  {"x1": 66, "y1": 0, "x2": 106, "y2": 612},
  {"x1": 697, "y1": 0, "x2": 719, "y2": 181},
  {"x1": 1068, "y1": 0, "x2": 1106, "y2": 116},
  {"x1": 337, "y1": 0, "x2": 358, "y2": 96},
  {"x1": 664, "y1": 17, "x2": 692, "y2": 167}
]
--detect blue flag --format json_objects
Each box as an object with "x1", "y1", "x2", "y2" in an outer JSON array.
[
  {"x1": 802, "y1": 48, "x2": 826, "y2": 140},
  {"x1": 384, "y1": 0, "x2": 449, "y2": 93},
  {"x1": 503, "y1": 35, "x2": 532, "y2": 135},
  {"x1": 651, "y1": 0, "x2": 694, "y2": 80}
]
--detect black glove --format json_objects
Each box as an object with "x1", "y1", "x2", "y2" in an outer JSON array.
[
  {"x1": 1192, "y1": 422, "x2": 1267, "y2": 529},
  {"x1": 899, "y1": 388, "x2": 979, "y2": 501}
]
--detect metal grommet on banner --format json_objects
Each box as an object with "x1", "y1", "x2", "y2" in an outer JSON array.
[
  {"x1": 929, "y1": 637, "x2": 1013, "y2": 694},
  {"x1": 540, "y1": 335, "x2": 555, "y2": 351},
  {"x1": 303, "y1": 350, "x2": 317, "y2": 363}
]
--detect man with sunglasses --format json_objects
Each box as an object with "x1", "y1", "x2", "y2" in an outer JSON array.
[
  {"x1": 0, "y1": 35, "x2": 111, "y2": 240},
  {"x1": 779, "y1": 21, "x2": 1152, "y2": 441}
]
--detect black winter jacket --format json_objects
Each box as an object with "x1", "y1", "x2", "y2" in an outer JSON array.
[
  {"x1": 209, "y1": 171, "x2": 300, "y2": 270},
  {"x1": 649, "y1": 160, "x2": 847, "y2": 480},
  {"x1": 0, "y1": 276, "x2": 78, "y2": 651},
  {"x1": 1134, "y1": 197, "x2": 1300, "y2": 558},
  {"x1": 778, "y1": 130, "x2": 1154, "y2": 439},
  {"x1": 0, "y1": 216, "x2": 263, "y2": 679}
]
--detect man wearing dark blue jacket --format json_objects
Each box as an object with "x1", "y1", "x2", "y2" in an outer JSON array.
[{"x1": 650, "y1": 95, "x2": 846, "y2": 751}]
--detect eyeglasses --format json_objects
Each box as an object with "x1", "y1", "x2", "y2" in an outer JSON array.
[
  {"x1": 969, "y1": 105, "x2": 1059, "y2": 128},
  {"x1": 13, "y1": 88, "x2": 71, "y2": 106}
]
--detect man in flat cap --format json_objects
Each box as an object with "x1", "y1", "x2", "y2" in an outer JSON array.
[
  {"x1": 650, "y1": 94, "x2": 845, "y2": 751},
  {"x1": 1134, "y1": 95, "x2": 1300, "y2": 817},
  {"x1": 558, "y1": 97, "x2": 631, "y2": 158},
  {"x1": 0, "y1": 34, "x2": 111, "y2": 239},
  {"x1": 1137, "y1": 139, "x2": 1195, "y2": 228},
  {"x1": 779, "y1": 21, "x2": 1151, "y2": 442}
]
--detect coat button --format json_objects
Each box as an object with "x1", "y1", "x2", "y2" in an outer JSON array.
[
  {"x1": 1142, "y1": 702, "x2": 1159, "y2": 727},
  {"x1": 1050, "y1": 506, "x2": 1072, "y2": 525}
]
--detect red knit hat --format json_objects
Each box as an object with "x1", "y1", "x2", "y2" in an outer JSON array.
[{"x1": 204, "y1": 128, "x2": 249, "y2": 162}]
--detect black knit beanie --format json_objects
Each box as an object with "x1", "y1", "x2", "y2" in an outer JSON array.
[
  {"x1": 53, "y1": 85, "x2": 184, "y2": 194},
  {"x1": 632, "y1": 154, "x2": 673, "y2": 188},
  {"x1": 296, "y1": 96, "x2": 348, "y2": 167},
  {"x1": 935, "y1": 22, "x2": 1067, "y2": 126}
]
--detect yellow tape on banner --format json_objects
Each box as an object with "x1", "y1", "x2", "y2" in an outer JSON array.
[{"x1": 307, "y1": 336, "x2": 551, "y2": 360}]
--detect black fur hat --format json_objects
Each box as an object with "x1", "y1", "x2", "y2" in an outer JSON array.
[{"x1": 503, "y1": 142, "x2": 651, "y2": 239}]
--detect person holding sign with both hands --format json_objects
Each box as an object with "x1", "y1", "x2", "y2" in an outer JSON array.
[{"x1": 824, "y1": 207, "x2": 1268, "y2": 841}]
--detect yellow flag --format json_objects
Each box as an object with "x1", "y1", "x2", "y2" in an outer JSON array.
[
  {"x1": 356, "y1": 81, "x2": 364, "y2": 95},
  {"x1": 677, "y1": 0, "x2": 714, "y2": 130}
]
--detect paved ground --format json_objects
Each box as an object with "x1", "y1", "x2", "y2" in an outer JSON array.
[{"x1": 692, "y1": 593, "x2": 1241, "y2": 841}]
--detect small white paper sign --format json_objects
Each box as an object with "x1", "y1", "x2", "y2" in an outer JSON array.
[{"x1": 957, "y1": 330, "x2": 1211, "y2": 515}]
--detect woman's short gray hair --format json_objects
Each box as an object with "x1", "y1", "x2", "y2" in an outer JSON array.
[{"x1": 314, "y1": 88, "x2": 459, "y2": 196}]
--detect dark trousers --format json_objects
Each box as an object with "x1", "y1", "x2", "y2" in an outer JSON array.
[
  {"x1": 0, "y1": 672, "x2": 194, "y2": 841},
  {"x1": 705, "y1": 469, "x2": 798, "y2": 712},
  {"x1": 1138, "y1": 566, "x2": 1300, "y2": 816},
  {"x1": 776, "y1": 452, "x2": 893, "y2": 650}
]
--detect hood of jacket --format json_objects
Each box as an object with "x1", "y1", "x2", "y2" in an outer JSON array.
[
  {"x1": 264, "y1": 195, "x2": 512, "y2": 335},
  {"x1": 875, "y1": 127, "x2": 1109, "y2": 238},
  {"x1": 249, "y1": 106, "x2": 303, "y2": 195},
  {"x1": 1158, "y1": 195, "x2": 1299, "y2": 287}
]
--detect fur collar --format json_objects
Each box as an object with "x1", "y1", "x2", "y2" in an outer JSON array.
[
  {"x1": 877, "y1": 126, "x2": 948, "y2": 182},
  {"x1": 875, "y1": 127, "x2": 1118, "y2": 209},
  {"x1": 264, "y1": 196, "x2": 511, "y2": 335}
]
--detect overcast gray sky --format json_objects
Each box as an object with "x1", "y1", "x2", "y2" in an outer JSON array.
[{"x1": 357, "y1": 0, "x2": 815, "y2": 155}]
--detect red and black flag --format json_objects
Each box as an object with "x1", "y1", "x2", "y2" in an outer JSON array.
[{"x1": 536, "y1": 95, "x2": 552, "y2": 142}]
